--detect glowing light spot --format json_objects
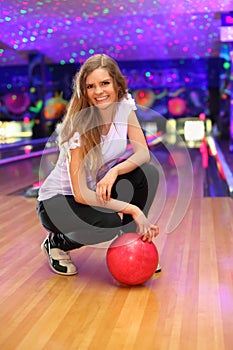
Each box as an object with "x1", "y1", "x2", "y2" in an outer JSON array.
[
  {"x1": 60, "y1": 60, "x2": 66, "y2": 65},
  {"x1": 139, "y1": 91, "x2": 145, "y2": 98},
  {"x1": 223, "y1": 62, "x2": 231, "y2": 70},
  {"x1": 23, "y1": 116, "x2": 30, "y2": 124},
  {"x1": 20, "y1": 9, "x2": 27, "y2": 14}
]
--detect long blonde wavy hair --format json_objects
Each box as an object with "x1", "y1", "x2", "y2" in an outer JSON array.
[{"x1": 58, "y1": 54, "x2": 128, "y2": 172}]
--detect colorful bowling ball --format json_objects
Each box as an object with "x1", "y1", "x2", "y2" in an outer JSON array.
[
  {"x1": 133, "y1": 89, "x2": 155, "y2": 108},
  {"x1": 44, "y1": 93, "x2": 67, "y2": 120},
  {"x1": 106, "y1": 232, "x2": 158, "y2": 285},
  {"x1": 4, "y1": 92, "x2": 30, "y2": 115},
  {"x1": 168, "y1": 97, "x2": 186, "y2": 116}
]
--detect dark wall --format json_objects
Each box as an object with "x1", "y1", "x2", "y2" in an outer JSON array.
[{"x1": 0, "y1": 57, "x2": 223, "y2": 130}]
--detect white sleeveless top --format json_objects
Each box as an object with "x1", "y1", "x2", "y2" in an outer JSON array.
[{"x1": 38, "y1": 95, "x2": 137, "y2": 201}]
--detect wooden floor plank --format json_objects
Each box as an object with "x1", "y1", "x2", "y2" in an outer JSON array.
[{"x1": 1, "y1": 187, "x2": 233, "y2": 349}]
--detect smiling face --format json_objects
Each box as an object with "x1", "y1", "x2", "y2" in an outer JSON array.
[{"x1": 85, "y1": 68, "x2": 118, "y2": 108}]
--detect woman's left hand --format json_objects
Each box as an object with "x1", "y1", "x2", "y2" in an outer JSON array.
[
  {"x1": 96, "y1": 167, "x2": 118, "y2": 202},
  {"x1": 141, "y1": 224, "x2": 159, "y2": 242},
  {"x1": 130, "y1": 206, "x2": 159, "y2": 242}
]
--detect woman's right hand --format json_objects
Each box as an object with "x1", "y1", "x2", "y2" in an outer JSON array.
[{"x1": 129, "y1": 205, "x2": 159, "y2": 242}]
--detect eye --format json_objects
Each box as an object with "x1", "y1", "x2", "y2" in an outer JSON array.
[
  {"x1": 86, "y1": 84, "x2": 94, "y2": 89},
  {"x1": 102, "y1": 81, "x2": 110, "y2": 86}
]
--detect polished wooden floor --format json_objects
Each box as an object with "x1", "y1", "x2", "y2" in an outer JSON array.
[{"x1": 1, "y1": 152, "x2": 233, "y2": 349}]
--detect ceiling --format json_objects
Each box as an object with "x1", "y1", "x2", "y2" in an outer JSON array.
[{"x1": 0, "y1": 0, "x2": 233, "y2": 66}]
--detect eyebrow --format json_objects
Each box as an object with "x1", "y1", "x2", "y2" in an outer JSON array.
[{"x1": 86, "y1": 78, "x2": 112, "y2": 85}]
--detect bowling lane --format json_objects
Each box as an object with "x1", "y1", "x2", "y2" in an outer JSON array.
[
  {"x1": 0, "y1": 137, "x2": 231, "y2": 198},
  {"x1": 0, "y1": 137, "x2": 57, "y2": 165},
  {"x1": 151, "y1": 141, "x2": 230, "y2": 198},
  {"x1": 0, "y1": 151, "x2": 58, "y2": 195}
]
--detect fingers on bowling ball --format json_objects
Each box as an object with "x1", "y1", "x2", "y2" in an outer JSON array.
[{"x1": 106, "y1": 232, "x2": 159, "y2": 286}]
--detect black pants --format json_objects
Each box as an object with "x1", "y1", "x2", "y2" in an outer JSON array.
[{"x1": 37, "y1": 163, "x2": 159, "y2": 250}]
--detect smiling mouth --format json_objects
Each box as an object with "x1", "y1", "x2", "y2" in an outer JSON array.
[{"x1": 95, "y1": 96, "x2": 109, "y2": 103}]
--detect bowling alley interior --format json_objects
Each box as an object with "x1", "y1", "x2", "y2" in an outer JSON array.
[{"x1": 1, "y1": 1, "x2": 233, "y2": 349}]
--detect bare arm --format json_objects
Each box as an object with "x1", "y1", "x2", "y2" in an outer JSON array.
[
  {"x1": 69, "y1": 146, "x2": 137, "y2": 212},
  {"x1": 113, "y1": 110, "x2": 150, "y2": 175},
  {"x1": 96, "y1": 110, "x2": 150, "y2": 201},
  {"x1": 69, "y1": 145, "x2": 158, "y2": 241}
]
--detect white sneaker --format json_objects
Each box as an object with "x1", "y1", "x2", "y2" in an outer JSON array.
[{"x1": 41, "y1": 236, "x2": 78, "y2": 276}]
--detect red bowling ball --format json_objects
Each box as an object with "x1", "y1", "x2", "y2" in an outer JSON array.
[{"x1": 106, "y1": 232, "x2": 159, "y2": 286}]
